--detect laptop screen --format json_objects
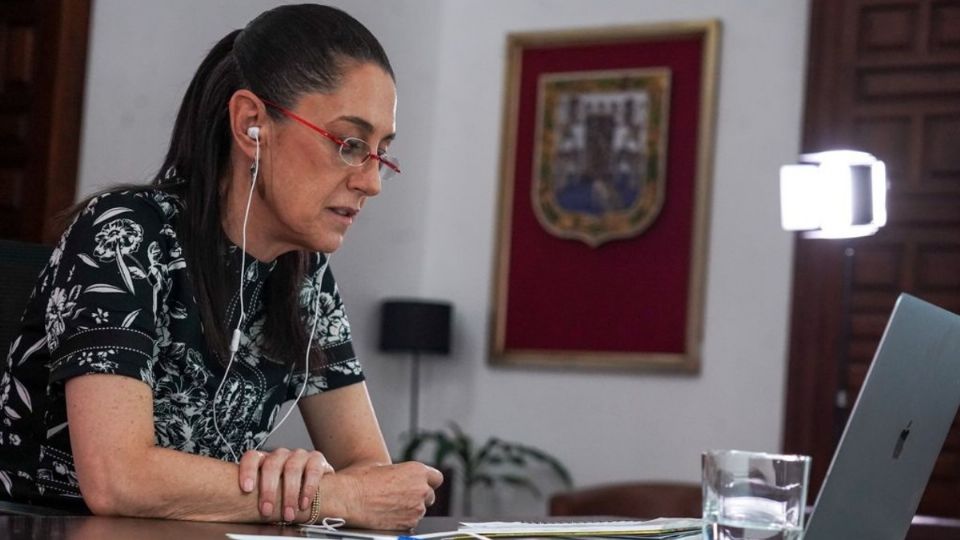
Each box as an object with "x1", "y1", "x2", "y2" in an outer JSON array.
[{"x1": 804, "y1": 294, "x2": 960, "y2": 540}]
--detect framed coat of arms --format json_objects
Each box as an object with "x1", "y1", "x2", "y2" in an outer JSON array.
[{"x1": 490, "y1": 21, "x2": 720, "y2": 371}]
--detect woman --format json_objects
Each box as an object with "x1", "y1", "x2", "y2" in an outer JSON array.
[{"x1": 0, "y1": 4, "x2": 441, "y2": 529}]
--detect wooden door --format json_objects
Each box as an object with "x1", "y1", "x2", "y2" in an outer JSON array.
[
  {"x1": 784, "y1": 0, "x2": 960, "y2": 517},
  {"x1": 0, "y1": 0, "x2": 90, "y2": 244}
]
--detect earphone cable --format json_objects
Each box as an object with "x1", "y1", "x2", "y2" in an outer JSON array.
[{"x1": 257, "y1": 263, "x2": 324, "y2": 447}]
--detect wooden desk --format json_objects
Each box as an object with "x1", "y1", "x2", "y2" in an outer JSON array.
[
  {"x1": 0, "y1": 515, "x2": 464, "y2": 540},
  {"x1": 3, "y1": 514, "x2": 960, "y2": 540}
]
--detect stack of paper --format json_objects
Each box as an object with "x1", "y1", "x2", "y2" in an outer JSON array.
[
  {"x1": 231, "y1": 518, "x2": 704, "y2": 540},
  {"x1": 457, "y1": 519, "x2": 703, "y2": 539}
]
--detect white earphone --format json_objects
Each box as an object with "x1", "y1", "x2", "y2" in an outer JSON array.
[{"x1": 212, "y1": 123, "x2": 320, "y2": 462}]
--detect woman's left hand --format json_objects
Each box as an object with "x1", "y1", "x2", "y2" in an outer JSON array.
[{"x1": 238, "y1": 448, "x2": 335, "y2": 522}]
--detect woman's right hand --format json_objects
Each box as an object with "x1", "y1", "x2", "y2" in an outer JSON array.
[{"x1": 325, "y1": 462, "x2": 444, "y2": 530}]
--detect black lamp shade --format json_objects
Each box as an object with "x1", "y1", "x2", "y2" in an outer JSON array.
[{"x1": 379, "y1": 300, "x2": 452, "y2": 354}]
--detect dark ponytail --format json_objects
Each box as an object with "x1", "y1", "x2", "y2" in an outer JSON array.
[
  {"x1": 150, "y1": 5, "x2": 394, "y2": 367},
  {"x1": 153, "y1": 30, "x2": 243, "y2": 359}
]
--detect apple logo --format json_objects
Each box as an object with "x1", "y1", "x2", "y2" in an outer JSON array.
[{"x1": 893, "y1": 420, "x2": 913, "y2": 459}]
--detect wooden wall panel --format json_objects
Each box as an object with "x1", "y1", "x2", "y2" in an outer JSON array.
[
  {"x1": 853, "y1": 117, "x2": 911, "y2": 178},
  {"x1": 860, "y1": 5, "x2": 918, "y2": 52},
  {"x1": 786, "y1": 0, "x2": 960, "y2": 517},
  {"x1": 924, "y1": 115, "x2": 960, "y2": 184},
  {"x1": 930, "y1": 2, "x2": 960, "y2": 52},
  {"x1": 0, "y1": 0, "x2": 89, "y2": 243}
]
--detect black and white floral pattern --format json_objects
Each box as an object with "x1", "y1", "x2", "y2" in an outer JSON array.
[{"x1": 0, "y1": 189, "x2": 362, "y2": 511}]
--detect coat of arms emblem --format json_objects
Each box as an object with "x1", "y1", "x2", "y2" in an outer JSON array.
[{"x1": 532, "y1": 68, "x2": 671, "y2": 247}]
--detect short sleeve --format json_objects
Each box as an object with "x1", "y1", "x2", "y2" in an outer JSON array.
[
  {"x1": 45, "y1": 192, "x2": 178, "y2": 386},
  {"x1": 289, "y1": 253, "x2": 364, "y2": 399}
]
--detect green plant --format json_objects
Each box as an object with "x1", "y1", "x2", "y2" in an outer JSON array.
[{"x1": 400, "y1": 422, "x2": 573, "y2": 515}]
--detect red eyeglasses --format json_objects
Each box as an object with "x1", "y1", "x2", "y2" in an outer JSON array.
[{"x1": 261, "y1": 98, "x2": 401, "y2": 179}]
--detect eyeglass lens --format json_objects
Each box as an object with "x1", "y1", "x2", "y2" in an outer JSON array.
[{"x1": 338, "y1": 137, "x2": 400, "y2": 180}]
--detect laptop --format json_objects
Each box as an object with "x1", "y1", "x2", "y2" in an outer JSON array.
[{"x1": 804, "y1": 293, "x2": 960, "y2": 539}]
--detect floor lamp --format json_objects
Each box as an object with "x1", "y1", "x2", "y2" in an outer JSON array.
[
  {"x1": 379, "y1": 299, "x2": 452, "y2": 436},
  {"x1": 781, "y1": 149, "x2": 888, "y2": 441},
  {"x1": 780, "y1": 150, "x2": 887, "y2": 240}
]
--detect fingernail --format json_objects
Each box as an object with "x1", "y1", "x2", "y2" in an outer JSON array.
[
  {"x1": 301, "y1": 497, "x2": 309, "y2": 510},
  {"x1": 243, "y1": 478, "x2": 254, "y2": 492},
  {"x1": 261, "y1": 501, "x2": 273, "y2": 516},
  {"x1": 284, "y1": 507, "x2": 295, "y2": 522}
]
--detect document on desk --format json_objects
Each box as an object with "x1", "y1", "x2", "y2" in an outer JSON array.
[
  {"x1": 458, "y1": 519, "x2": 703, "y2": 537},
  {"x1": 227, "y1": 518, "x2": 703, "y2": 540},
  {"x1": 227, "y1": 530, "x2": 401, "y2": 540},
  {"x1": 228, "y1": 527, "x2": 431, "y2": 540}
]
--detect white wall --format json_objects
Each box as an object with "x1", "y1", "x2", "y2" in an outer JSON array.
[
  {"x1": 78, "y1": 0, "x2": 809, "y2": 516},
  {"x1": 414, "y1": 0, "x2": 809, "y2": 515}
]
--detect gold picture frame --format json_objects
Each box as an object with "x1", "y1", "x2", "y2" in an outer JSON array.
[{"x1": 490, "y1": 20, "x2": 720, "y2": 371}]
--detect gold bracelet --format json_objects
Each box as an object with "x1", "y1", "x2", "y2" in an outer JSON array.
[{"x1": 306, "y1": 484, "x2": 323, "y2": 525}]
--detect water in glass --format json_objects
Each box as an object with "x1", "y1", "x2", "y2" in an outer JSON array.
[{"x1": 702, "y1": 450, "x2": 810, "y2": 540}]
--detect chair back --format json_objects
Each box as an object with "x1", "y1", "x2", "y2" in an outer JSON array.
[
  {"x1": 549, "y1": 482, "x2": 702, "y2": 519},
  {"x1": 0, "y1": 240, "x2": 52, "y2": 357}
]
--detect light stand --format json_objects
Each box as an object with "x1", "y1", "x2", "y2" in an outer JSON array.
[
  {"x1": 780, "y1": 149, "x2": 888, "y2": 446},
  {"x1": 410, "y1": 349, "x2": 421, "y2": 434}
]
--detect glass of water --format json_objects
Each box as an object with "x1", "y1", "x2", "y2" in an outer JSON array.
[{"x1": 702, "y1": 449, "x2": 811, "y2": 540}]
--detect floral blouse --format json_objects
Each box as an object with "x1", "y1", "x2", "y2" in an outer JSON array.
[{"x1": 0, "y1": 189, "x2": 363, "y2": 511}]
